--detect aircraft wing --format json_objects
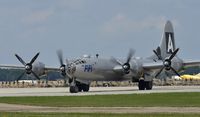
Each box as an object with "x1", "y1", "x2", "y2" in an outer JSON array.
[
  {"x1": 142, "y1": 61, "x2": 163, "y2": 71},
  {"x1": 142, "y1": 60, "x2": 200, "y2": 71},
  {"x1": 44, "y1": 67, "x2": 60, "y2": 71},
  {"x1": 182, "y1": 60, "x2": 200, "y2": 68},
  {"x1": 0, "y1": 64, "x2": 24, "y2": 69},
  {"x1": 0, "y1": 64, "x2": 60, "y2": 72}
]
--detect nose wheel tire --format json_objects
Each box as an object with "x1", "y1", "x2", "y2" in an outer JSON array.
[
  {"x1": 69, "y1": 81, "x2": 90, "y2": 93},
  {"x1": 77, "y1": 82, "x2": 90, "y2": 92},
  {"x1": 69, "y1": 86, "x2": 79, "y2": 93}
]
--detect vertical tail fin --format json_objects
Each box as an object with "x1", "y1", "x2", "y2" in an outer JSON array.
[{"x1": 158, "y1": 20, "x2": 176, "y2": 59}]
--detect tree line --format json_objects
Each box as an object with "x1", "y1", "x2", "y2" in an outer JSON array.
[{"x1": 0, "y1": 68, "x2": 63, "y2": 81}]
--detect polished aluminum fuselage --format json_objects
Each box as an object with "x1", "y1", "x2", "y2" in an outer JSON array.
[{"x1": 74, "y1": 57, "x2": 156, "y2": 82}]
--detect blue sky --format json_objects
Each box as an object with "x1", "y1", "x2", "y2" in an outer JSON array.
[{"x1": 0, "y1": 0, "x2": 199, "y2": 67}]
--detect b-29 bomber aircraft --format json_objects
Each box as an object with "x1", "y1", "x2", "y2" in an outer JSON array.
[{"x1": 2, "y1": 20, "x2": 200, "y2": 93}]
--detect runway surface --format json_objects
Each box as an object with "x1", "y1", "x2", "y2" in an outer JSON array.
[
  {"x1": 0, "y1": 86, "x2": 200, "y2": 113},
  {"x1": 1, "y1": 103, "x2": 200, "y2": 113},
  {"x1": 0, "y1": 86, "x2": 200, "y2": 97}
]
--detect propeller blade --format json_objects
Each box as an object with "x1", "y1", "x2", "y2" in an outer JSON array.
[
  {"x1": 57, "y1": 50, "x2": 64, "y2": 65},
  {"x1": 29, "y1": 52, "x2": 40, "y2": 65},
  {"x1": 57, "y1": 50, "x2": 69, "y2": 78},
  {"x1": 66, "y1": 59, "x2": 69, "y2": 66},
  {"x1": 31, "y1": 71, "x2": 40, "y2": 80},
  {"x1": 169, "y1": 48, "x2": 179, "y2": 61},
  {"x1": 126, "y1": 49, "x2": 135, "y2": 63},
  {"x1": 155, "y1": 67, "x2": 165, "y2": 78},
  {"x1": 153, "y1": 50, "x2": 162, "y2": 60},
  {"x1": 110, "y1": 56, "x2": 122, "y2": 65},
  {"x1": 111, "y1": 49, "x2": 135, "y2": 74},
  {"x1": 155, "y1": 48, "x2": 180, "y2": 78},
  {"x1": 170, "y1": 67, "x2": 181, "y2": 77},
  {"x1": 15, "y1": 54, "x2": 26, "y2": 66},
  {"x1": 16, "y1": 72, "x2": 25, "y2": 82}
]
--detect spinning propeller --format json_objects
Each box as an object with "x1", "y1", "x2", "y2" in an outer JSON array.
[
  {"x1": 111, "y1": 49, "x2": 135, "y2": 74},
  {"x1": 15, "y1": 52, "x2": 40, "y2": 81},
  {"x1": 57, "y1": 50, "x2": 68, "y2": 76},
  {"x1": 153, "y1": 48, "x2": 180, "y2": 78},
  {"x1": 57, "y1": 50, "x2": 76, "y2": 79}
]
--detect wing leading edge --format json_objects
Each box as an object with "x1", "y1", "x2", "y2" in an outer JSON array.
[
  {"x1": 182, "y1": 60, "x2": 200, "y2": 68},
  {"x1": 0, "y1": 64, "x2": 60, "y2": 72},
  {"x1": 142, "y1": 61, "x2": 163, "y2": 71}
]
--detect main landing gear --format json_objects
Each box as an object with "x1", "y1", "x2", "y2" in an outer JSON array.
[{"x1": 138, "y1": 79, "x2": 153, "y2": 90}]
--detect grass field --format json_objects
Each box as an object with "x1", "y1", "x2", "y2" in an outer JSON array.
[
  {"x1": 0, "y1": 92, "x2": 200, "y2": 107},
  {"x1": 0, "y1": 112, "x2": 200, "y2": 117}
]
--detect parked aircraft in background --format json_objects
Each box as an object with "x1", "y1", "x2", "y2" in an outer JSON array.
[
  {"x1": 181, "y1": 74, "x2": 200, "y2": 80},
  {"x1": 1, "y1": 20, "x2": 200, "y2": 93}
]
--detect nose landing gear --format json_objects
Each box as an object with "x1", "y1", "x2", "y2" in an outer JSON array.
[{"x1": 69, "y1": 80, "x2": 90, "y2": 93}]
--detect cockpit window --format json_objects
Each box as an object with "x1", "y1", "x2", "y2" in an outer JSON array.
[{"x1": 73, "y1": 59, "x2": 86, "y2": 65}]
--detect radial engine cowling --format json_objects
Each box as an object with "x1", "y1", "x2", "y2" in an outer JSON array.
[{"x1": 32, "y1": 61, "x2": 45, "y2": 76}]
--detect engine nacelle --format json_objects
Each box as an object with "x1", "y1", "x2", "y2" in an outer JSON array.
[{"x1": 32, "y1": 61, "x2": 45, "y2": 76}]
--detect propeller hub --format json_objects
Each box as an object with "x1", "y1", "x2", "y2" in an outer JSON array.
[
  {"x1": 60, "y1": 65, "x2": 66, "y2": 76},
  {"x1": 123, "y1": 63, "x2": 130, "y2": 74},
  {"x1": 60, "y1": 65, "x2": 65, "y2": 72},
  {"x1": 25, "y1": 64, "x2": 32, "y2": 71},
  {"x1": 164, "y1": 60, "x2": 171, "y2": 68}
]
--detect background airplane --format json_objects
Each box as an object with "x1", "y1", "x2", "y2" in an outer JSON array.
[
  {"x1": 1, "y1": 20, "x2": 200, "y2": 93},
  {"x1": 180, "y1": 74, "x2": 200, "y2": 80}
]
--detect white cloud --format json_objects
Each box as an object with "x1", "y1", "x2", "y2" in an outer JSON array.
[
  {"x1": 21, "y1": 0, "x2": 86, "y2": 25},
  {"x1": 102, "y1": 14, "x2": 179, "y2": 33},
  {"x1": 21, "y1": 9, "x2": 54, "y2": 24}
]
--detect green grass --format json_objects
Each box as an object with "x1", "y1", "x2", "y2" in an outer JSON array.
[
  {"x1": 0, "y1": 113, "x2": 200, "y2": 117},
  {"x1": 0, "y1": 92, "x2": 200, "y2": 107}
]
